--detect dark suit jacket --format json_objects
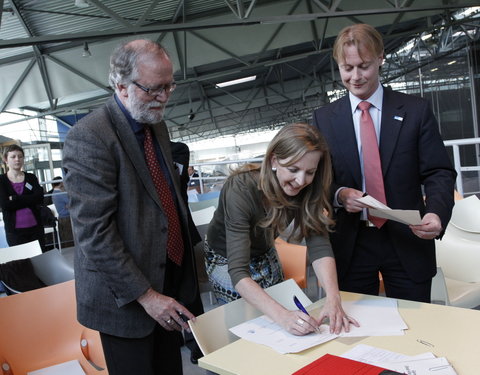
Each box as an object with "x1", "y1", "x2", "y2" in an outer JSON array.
[
  {"x1": 63, "y1": 96, "x2": 199, "y2": 338},
  {"x1": 0, "y1": 173, "x2": 44, "y2": 232},
  {"x1": 312, "y1": 87, "x2": 456, "y2": 283}
]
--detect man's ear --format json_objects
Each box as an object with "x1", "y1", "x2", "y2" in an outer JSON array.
[{"x1": 117, "y1": 83, "x2": 128, "y2": 99}]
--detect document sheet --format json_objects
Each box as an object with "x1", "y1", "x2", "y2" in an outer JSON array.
[
  {"x1": 230, "y1": 297, "x2": 407, "y2": 353},
  {"x1": 342, "y1": 344, "x2": 458, "y2": 375},
  {"x1": 355, "y1": 195, "x2": 422, "y2": 225}
]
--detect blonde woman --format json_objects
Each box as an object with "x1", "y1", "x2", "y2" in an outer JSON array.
[{"x1": 205, "y1": 123, "x2": 359, "y2": 335}]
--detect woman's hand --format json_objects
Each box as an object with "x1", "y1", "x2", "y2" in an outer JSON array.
[
  {"x1": 317, "y1": 294, "x2": 359, "y2": 334},
  {"x1": 276, "y1": 309, "x2": 320, "y2": 336},
  {"x1": 236, "y1": 278, "x2": 321, "y2": 336}
]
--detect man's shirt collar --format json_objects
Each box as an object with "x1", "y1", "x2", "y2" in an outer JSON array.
[{"x1": 348, "y1": 83, "x2": 384, "y2": 114}]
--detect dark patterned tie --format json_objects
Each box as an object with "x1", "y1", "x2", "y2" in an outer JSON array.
[
  {"x1": 144, "y1": 126, "x2": 184, "y2": 265},
  {"x1": 358, "y1": 101, "x2": 387, "y2": 228}
]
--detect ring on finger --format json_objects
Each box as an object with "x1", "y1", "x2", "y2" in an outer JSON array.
[
  {"x1": 166, "y1": 318, "x2": 173, "y2": 324},
  {"x1": 296, "y1": 318, "x2": 304, "y2": 326}
]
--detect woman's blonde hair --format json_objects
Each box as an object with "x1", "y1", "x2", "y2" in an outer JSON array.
[{"x1": 257, "y1": 123, "x2": 334, "y2": 242}]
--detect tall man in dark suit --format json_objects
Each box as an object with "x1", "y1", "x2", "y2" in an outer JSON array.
[
  {"x1": 312, "y1": 24, "x2": 456, "y2": 303},
  {"x1": 63, "y1": 39, "x2": 199, "y2": 375}
]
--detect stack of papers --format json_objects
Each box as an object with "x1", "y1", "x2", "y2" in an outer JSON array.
[
  {"x1": 339, "y1": 298, "x2": 408, "y2": 337},
  {"x1": 342, "y1": 344, "x2": 457, "y2": 375},
  {"x1": 229, "y1": 297, "x2": 407, "y2": 354}
]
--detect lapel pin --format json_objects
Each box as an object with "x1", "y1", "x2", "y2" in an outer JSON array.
[{"x1": 394, "y1": 116, "x2": 403, "y2": 122}]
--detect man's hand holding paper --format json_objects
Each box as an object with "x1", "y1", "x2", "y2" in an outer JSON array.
[
  {"x1": 409, "y1": 212, "x2": 443, "y2": 240},
  {"x1": 355, "y1": 195, "x2": 422, "y2": 225}
]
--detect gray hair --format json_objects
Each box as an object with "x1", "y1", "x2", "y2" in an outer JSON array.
[{"x1": 108, "y1": 39, "x2": 169, "y2": 90}]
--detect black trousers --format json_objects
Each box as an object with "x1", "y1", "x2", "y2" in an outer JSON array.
[
  {"x1": 100, "y1": 324, "x2": 184, "y2": 375},
  {"x1": 6, "y1": 225, "x2": 46, "y2": 252},
  {"x1": 339, "y1": 225, "x2": 432, "y2": 303}
]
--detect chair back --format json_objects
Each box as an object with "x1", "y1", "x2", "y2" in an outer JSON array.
[
  {"x1": 274, "y1": 238, "x2": 308, "y2": 289},
  {"x1": 197, "y1": 191, "x2": 221, "y2": 202},
  {"x1": 191, "y1": 206, "x2": 216, "y2": 227},
  {"x1": 30, "y1": 249, "x2": 75, "y2": 285},
  {"x1": 449, "y1": 195, "x2": 480, "y2": 233},
  {"x1": 189, "y1": 279, "x2": 311, "y2": 356},
  {"x1": 47, "y1": 203, "x2": 59, "y2": 218},
  {"x1": 189, "y1": 197, "x2": 219, "y2": 211},
  {"x1": 0, "y1": 240, "x2": 42, "y2": 264},
  {"x1": 0, "y1": 280, "x2": 107, "y2": 374}
]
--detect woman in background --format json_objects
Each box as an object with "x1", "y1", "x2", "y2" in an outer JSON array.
[
  {"x1": 205, "y1": 123, "x2": 358, "y2": 335},
  {"x1": 0, "y1": 144, "x2": 45, "y2": 251}
]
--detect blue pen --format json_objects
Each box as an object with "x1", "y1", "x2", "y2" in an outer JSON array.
[
  {"x1": 293, "y1": 295, "x2": 321, "y2": 333},
  {"x1": 293, "y1": 295, "x2": 309, "y2": 315}
]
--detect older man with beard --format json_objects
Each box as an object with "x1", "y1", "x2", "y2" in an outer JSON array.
[{"x1": 62, "y1": 39, "x2": 200, "y2": 375}]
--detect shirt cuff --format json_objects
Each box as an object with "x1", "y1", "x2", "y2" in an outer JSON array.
[{"x1": 334, "y1": 187, "x2": 347, "y2": 208}]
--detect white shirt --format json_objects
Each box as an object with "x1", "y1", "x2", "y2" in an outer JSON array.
[{"x1": 335, "y1": 83, "x2": 384, "y2": 208}]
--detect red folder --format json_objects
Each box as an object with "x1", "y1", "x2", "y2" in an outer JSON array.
[{"x1": 292, "y1": 354, "x2": 405, "y2": 374}]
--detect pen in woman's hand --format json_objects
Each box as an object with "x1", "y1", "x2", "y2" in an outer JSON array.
[{"x1": 293, "y1": 295, "x2": 321, "y2": 333}]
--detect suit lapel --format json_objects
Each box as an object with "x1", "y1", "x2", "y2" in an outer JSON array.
[
  {"x1": 380, "y1": 88, "x2": 405, "y2": 175},
  {"x1": 331, "y1": 96, "x2": 362, "y2": 188},
  {"x1": 105, "y1": 98, "x2": 162, "y2": 207}
]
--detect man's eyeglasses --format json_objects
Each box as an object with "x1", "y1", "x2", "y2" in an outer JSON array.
[{"x1": 131, "y1": 81, "x2": 177, "y2": 97}]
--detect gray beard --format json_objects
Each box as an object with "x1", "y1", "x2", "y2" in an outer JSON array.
[{"x1": 126, "y1": 89, "x2": 165, "y2": 124}]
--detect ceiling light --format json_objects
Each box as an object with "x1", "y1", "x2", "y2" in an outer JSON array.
[
  {"x1": 430, "y1": 68, "x2": 438, "y2": 72},
  {"x1": 216, "y1": 75, "x2": 256, "y2": 88},
  {"x1": 421, "y1": 33, "x2": 432, "y2": 41},
  {"x1": 75, "y1": 0, "x2": 89, "y2": 8},
  {"x1": 447, "y1": 60, "x2": 457, "y2": 65},
  {"x1": 82, "y1": 42, "x2": 91, "y2": 57}
]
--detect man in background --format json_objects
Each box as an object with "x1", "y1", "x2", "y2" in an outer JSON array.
[
  {"x1": 187, "y1": 166, "x2": 201, "y2": 193},
  {"x1": 312, "y1": 23, "x2": 456, "y2": 303},
  {"x1": 51, "y1": 176, "x2": 74, "y2": 247},
  {"x1": 63, "y1": 39, "x2": 199, "y2": 375}
]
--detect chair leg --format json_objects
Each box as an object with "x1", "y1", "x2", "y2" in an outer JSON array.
[{"x1": 55, "y1": 225, "x2": 62, "y2": 251}]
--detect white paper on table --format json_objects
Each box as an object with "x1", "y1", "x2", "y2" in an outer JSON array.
[
  {"x1": 379, "y1": 357, "x2": 458, "y2": 375},
  {"x1": 338, "y1": 298, "x2": 408, "y2": 337},
  {"x1": 341, "y1": 344, "x2": 435, "y2": 364},
  {"x1": 355, "y1": 196, "x2": 422, "y2": 225},
  {"x1": 230, "y1": 297, "x2": 408, "y2": 353},
  {"x1": 229, "y1": 315, "x2": 338, "y2": 354},
  {"x1": 27, "y1": 360, "x2": 86, "y2": 375}
]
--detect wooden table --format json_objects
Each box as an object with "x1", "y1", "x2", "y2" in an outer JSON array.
[{"x1": 199, "y1": 292, "x2": 480, "y2": 374}]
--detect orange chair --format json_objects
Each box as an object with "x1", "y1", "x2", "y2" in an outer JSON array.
[
  {"x1": 0, "y1": 280, "x2": 107, "y2": 375},
  {"x1": 274, "y1": 237, "x2": 308, "y2": 289}
]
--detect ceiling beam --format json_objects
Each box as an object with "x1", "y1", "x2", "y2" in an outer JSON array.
[
  {"x1": 87, "y1": 0, "x2": 132, "y2": 28},
  {"x1": 0, "y1": 3, "x2": 478, "y2": 48},
  {"x1": 0, "y1": 0, "x2": 4, "y2": 30},
  {"x1": 0, "y1": 58, "x2": 35, "y2": 112},
  {"x1": 136, "y1": 0, "x2": 163, "y2": 26},
  {"x1": 45, "y1": 55, "x2": 112, "y2": 93}
]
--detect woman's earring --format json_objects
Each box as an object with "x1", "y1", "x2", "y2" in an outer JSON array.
[{"x1": 271, "y1": 167, "x2": 277, "y2": 172}]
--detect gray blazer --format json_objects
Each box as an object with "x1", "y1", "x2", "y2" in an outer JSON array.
[{"x1": 63, "y1": 96, "x2": 198, "y2": 338}]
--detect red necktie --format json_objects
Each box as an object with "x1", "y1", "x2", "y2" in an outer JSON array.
[
  {"x1": 144, "y1": 126, "x2": 184, "y2": 265},
  {"x1": 358, "y1": 101, "x2": 387, "y2": 228}
]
